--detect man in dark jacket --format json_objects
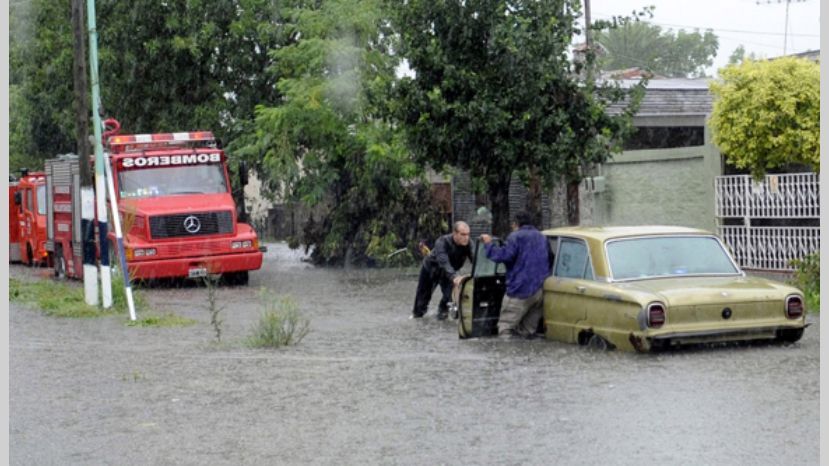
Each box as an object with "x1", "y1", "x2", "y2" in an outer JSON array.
[
  {"x1": 411, "y1": 221, "x2": 473, "y2": 320},
  {"x1": 480, "y1": 211, "x2": 551, "y2": 338}
]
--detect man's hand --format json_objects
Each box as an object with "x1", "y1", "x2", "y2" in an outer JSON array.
[
  {"x1": 453, "y1": 275, "x2": 464, "y2": 287},
  {"x1": 480, "y1": 234, "x2": 492, "y2": 245}
]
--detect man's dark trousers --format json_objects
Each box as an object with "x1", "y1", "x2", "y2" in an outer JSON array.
[{"x1": 412, "y1": 264, "x2": 452, "y2": 317}]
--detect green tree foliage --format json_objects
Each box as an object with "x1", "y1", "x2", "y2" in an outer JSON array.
[
  {"x1": 709, "y1": 58, "x2": 819, "y2": 178},
  {"x1": 726, "y1": 45, "x2": 757, "y2": 66},
  {"x1": 10, "y1": 0, "x2": 288, "y2": 172},
  {"x1": 10, "y1": 0, "x2": 76, "y2": 172},
  {"x1": 242, "y1": 0, "x2": 445, "y2": 266},
  {"x1": 595, "y1": 21, "x2": 718, "y2": 78},
  {"x1": 388, "y1": 0, "x2": 641, "y2": 235}
]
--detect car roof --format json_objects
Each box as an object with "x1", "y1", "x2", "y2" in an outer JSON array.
[{"x1": 540, "y1": 225, "x2": 713, "y2": 241}]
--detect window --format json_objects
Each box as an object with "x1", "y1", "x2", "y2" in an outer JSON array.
[
  {"x1": 26, "y1": 189, "x2": 33, "y2": 212},
  {"x1": 118, "y1": 164, "x2": 228, "y2": 199},
  {"x1": 554, "y1": 238, "x2": 593, "y2": 280},
  {"x1": 36, "y1": 185, "x2": 46, "y2": 215},
  {"x1": 473, "y1": 241, "x2": 505, "y2": 277},
  {"x1": 606, "y1": 236, "x2": 739, "y2": 280},
  {"x1": 623, "y1": 126, "x2": 705, "y2": 150}
]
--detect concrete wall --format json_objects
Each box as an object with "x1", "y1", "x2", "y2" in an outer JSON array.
[{"x1": 580, "y1": 144, "x2": 721, "y2": 231}]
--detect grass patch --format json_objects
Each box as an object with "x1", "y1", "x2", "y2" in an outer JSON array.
[
  {"x1": 126, "y1": 313, "x2": 197, "y2": 328},
  {"x1": 246, "y1": 291, "x2": 310, "y2": 348},
  {"x1": 10, "y1": 277, "x2": 117, "y2": 318},
  {"x1": 10, "y1": 274, "x2": 148, "y2": 318},
  {"x1": 790, "y1": 253, "x2": 820, "y2": 313}
]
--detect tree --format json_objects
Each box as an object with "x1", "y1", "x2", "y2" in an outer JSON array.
[
  {"x1": 10, "y1": 0, "x2": 289, "y2": 172},
  {"x1": 595, "y1": 21, "x2": 718, "y2": 78},
  {"x1": 240, "y1": 0, "x2": 445, "y2": 265},
  {"x1": 388, "y1": 0, "x2": 641, "y2": 236},
  {"x1": 10, "y1": 0, "x2": 76, "y2": 172},
  {"x1": 709, "y1": 57, "x2": 819, "y2": 178},
  {"x1": 727, "y1": 45, "x2": 757, "y2": 66}
]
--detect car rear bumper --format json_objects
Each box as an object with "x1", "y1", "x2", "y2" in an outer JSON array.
[
  {"x1": 629, "y1": 322, "x2": 808, "y2": 352},
  {"x1": 127, "y1": 251, "x2": 263, "y2": 280}
]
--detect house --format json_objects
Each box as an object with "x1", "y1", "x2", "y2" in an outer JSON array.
[{"x1": 452, "y1": 78, "x2": 723, "y2": 235}]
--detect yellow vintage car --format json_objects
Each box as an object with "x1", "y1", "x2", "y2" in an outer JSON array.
[{"x1": 456, "y1": 226, "x2": 808, "y2": 352}]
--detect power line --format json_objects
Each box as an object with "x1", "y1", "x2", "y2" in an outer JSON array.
[{"x1": 592, "y1": 13, "x2": 819, "y2": 38}]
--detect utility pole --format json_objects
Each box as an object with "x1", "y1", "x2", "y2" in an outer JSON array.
[
  {"x1": 86, "y1": 0, "x2": 112, "y2": 308},
  {"x1": 756, "y1": 0, "x2": 807, "y2": 55},
  {"x1": 71, "y1": 0, "x2": 97, "y2": 305}
]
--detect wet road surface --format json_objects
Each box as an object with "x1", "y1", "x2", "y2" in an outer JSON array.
[{"x1": 10, "y1": 243, "x2": 819, "y2": 464}]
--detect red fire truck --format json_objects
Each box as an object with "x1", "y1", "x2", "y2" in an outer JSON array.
[
  {"x1": 9, "y1": 170, "x2": 50, "y2": 266},
  {"x1": 45, "y1": 125, "x2": 264, "y2": 284}
]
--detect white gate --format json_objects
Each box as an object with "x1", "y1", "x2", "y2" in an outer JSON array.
[{"x1": 715, "y1": 173, "x2": 819, "y2": 271}]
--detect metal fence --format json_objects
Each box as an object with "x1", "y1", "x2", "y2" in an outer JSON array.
[{"x1": 715, "y1": 173, "x2": 819, "y2": 271}]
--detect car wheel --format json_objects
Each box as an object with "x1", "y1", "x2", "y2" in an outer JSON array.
[
  {"x1": 586, "y1": 334, "x2": 613, "y2": 351},
  {"x1": 54, "y1": 246, "x2": 67, "y2": 280},
  {"x1": 776, "y1": 328, "x2": 804, "y2": 344}
]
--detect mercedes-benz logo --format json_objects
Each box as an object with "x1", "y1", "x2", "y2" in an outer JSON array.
[{"x1": 183, "y1": 215, "x2": 201, "y2": 234}]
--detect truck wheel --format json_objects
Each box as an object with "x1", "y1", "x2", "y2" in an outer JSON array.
[
  {"x1": 54, "y1": 246, "x2": 67, "y2": 279},
  {"x1": 223, "y1": 271, "x2": 249, "y2": 286},
  {"x1": 26, "y1": 244, "x2": 34, "y2": 266}
]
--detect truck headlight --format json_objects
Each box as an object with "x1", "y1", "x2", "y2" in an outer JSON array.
[{"x1": 232, "y1": 240, "x2": 253, "y2": 249}]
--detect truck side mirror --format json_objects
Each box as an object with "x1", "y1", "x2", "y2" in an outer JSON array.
[
  {"x1": 14, "y1": 191, "x2": 21, "y2": 206},
  {"x1": 239, "y1": 161, "x2": 249, "y2": 186}
]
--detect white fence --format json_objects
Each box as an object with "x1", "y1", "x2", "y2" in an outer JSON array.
[
  {"x1": 715, "y1": 173, "x2": 819, "y2": 271},
  {"x1": 719, "y1": 225, "x2": 820, "y2": 271}
]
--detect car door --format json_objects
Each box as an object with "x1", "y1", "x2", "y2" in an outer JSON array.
[
  {"x1": 544, "y1": 236, "x2": 596, "y2": 344},
  {"x1": 458, "y1": 240, "x2": 506, "y2": 338}
]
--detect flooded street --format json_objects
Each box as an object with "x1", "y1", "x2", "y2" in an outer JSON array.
[{"x1": 10, "y1": 243, "x2": 819, "y2": 465}]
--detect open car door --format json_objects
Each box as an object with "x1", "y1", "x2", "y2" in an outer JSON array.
[{"x1": 457, "y1": 239, "x2": 507, "y2": 338}]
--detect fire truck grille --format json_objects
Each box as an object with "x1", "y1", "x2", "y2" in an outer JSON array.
[{"x1": 149, "y1": 211, "x2": 233, "y2": 238}]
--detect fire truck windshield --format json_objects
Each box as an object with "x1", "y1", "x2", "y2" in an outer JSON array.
[{"x1": 118, "y1": 164, "x2": 228, "y2": 199}]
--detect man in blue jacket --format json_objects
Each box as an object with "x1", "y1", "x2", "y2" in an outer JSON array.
[{"x1": 480, "y1": 211, "x2": 551, "y2": 338}]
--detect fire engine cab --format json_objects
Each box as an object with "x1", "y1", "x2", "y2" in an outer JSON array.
[
  {"x1": 45, "y1": 125, "x2": 264, "y2": 284},
  {"x1": 9, "y1": 169, "x2": 49, "y2": 266}
]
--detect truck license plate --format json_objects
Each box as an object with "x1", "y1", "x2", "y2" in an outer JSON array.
[{"x1": 188, "y1": 267, "x2": 208, "y2": 278}]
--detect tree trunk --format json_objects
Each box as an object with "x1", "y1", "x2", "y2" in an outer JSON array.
[
  {"x1": 566, "y1": 179, "x2": 580, "y2": 225},
  {"x1": 526, "y1": 169, "x2": 543, "y2": 227},
  {"x1": 489, "y1": 172, "x2": 512, "y2": 239}
]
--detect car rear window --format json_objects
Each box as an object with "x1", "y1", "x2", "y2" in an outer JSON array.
[{"x1": 606, "y1": 236, "x2": 739, "y2": 280}]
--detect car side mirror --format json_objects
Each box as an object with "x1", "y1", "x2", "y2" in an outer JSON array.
[{"x1": 14, "y1": 191, "x2": 21, "y2": 206}]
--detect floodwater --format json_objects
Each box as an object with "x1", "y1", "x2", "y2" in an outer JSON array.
[{"x1": 10, "y1": 243, "x2": 819, "y2": 465}]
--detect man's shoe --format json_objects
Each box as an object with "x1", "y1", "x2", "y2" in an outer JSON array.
[
  {"x1": 410, "y1": 313, "x2": 424, "y2": 319},
  {"x1": 498, "y1": 330, "x2": 517, "y2": 339},
  {"x1": 436, "y1": 310, "x2": 449, "y2": 320}
]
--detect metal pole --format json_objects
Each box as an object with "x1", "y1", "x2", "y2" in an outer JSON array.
[
  {"x1": 86, "y1": 0, "x2": 111, "y2": 308},
  {"x1": 72, "y1": 0, "x2": 97, "y2": 306},
  {"x1": 104, "y1": 156, "x2": 137, "y2": 320}
]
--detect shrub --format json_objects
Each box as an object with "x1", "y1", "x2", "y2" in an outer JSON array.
[
  {"x1": 790, "y1": 253, "x2": 819, "y2": 313},
  {"x1": 247, "y1": 291, "x2": 310, "y2": 348}
]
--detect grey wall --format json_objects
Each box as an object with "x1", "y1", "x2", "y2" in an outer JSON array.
[{"x1": 580, "y1": 144, "x2": 721, "y2": 231}]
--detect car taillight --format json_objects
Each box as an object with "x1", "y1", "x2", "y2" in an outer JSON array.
[
  {"x1": 785, "y1": 295, "x2": 804, "y2": 319},
  {"x1": 647, "y1": 303, "x2": 666, "y2": 328}
]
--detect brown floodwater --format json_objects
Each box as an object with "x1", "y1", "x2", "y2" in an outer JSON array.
[{"x1": 10, "y1": 243, "x2": 819, "y2": 464}]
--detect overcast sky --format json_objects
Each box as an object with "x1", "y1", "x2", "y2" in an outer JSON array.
[{"x1": 587, "y1": 0, "x2": 821, "y2": 75}]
